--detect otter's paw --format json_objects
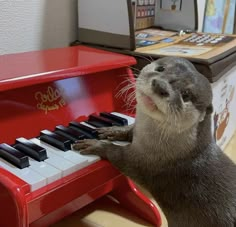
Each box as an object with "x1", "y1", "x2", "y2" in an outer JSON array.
[
  {"x1": 97, "y1": 126, "x2": 130, "y2": 141},
  {"x1": 72, "y1": 139, "x2": 111, "y2": 159}
]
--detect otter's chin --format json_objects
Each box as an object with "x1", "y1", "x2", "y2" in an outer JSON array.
[{"x1": 140, "y1": 92, "x2": 158, "y2": 112}]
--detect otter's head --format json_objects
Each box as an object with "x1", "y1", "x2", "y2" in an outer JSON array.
[{"x1": 136, "y1": 57, "x2": 213, "y2": 132}]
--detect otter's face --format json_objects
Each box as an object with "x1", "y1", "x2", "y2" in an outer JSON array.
[{"x1": 136, "y1": 57, "x2": 213, "y2": 132}]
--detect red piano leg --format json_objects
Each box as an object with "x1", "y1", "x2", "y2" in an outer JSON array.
[
  {"x1": 0, "y1": 168, "x2": 29, "y2": 227},
  {"x1": 110, "y1": 177, "x2": 162, "y2": 227}
]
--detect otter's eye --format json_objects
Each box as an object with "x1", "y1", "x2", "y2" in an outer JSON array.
[
  {"x1": 181, "y1": 90, "x2": 191, "y2": 102},
  {"x1": 155, "y1": 66, "x2": 165, "y2": 72}
]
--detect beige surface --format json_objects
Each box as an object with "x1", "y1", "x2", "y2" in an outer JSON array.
[
  {"x1": 135, "y1": 29, "x2": 236, "y2": 61},
  {"x1": 53, "y1": 134, "x2": 236, "y2": 227}
]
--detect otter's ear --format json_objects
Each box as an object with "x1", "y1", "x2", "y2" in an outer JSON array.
[{"x1": 206, "y1": 104, "x2": 213, "y2": 115}]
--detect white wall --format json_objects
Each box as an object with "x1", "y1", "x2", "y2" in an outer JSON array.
[
  {"x1": 0, "y1": 0, "x2": 206, "y2": 55},
  {"x1": 0, "y1": 0, "x2": 78, "y2": 55}
]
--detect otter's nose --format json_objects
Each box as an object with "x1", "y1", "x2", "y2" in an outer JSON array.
[{"x1": 151, "y1": 79, "x2": 169, "y2": 97}]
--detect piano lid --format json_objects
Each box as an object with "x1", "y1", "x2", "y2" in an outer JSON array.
[{"x1": 0, "y1": 45, "x2": 136, "y2": 91}]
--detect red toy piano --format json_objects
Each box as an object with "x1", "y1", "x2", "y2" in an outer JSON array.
[{"x1": 0, "y1": 45, "x2": 161, "y2": 227}]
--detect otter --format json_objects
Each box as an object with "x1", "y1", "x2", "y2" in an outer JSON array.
[{"x1": 72, "y1": 57, "x2": 236, "y2": 227}]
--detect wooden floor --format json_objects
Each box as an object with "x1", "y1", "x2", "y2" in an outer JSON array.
[{"x1": 53, "y1": 134, "x2": 236, "y2": 227}]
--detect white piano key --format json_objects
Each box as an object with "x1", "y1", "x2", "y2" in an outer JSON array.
[
  {"x1": 28, "y1": 158, "x2": 62, "y2": 184},
  {"x1": 31, "y1": 138, "x2": 77, "y2": 177},
  {"x1": 32, "y1": 138, "x2": 91, "y2": 172},
  {"x1": 70, "y1": 144, "x2": 100, "y2": 164},
  {"x1": 111, "y1": 112, "x2": 135, "y2": 125},
  {"x1": 0, "y1": 158, "x2": 46, "y2": 191},
  {"x1": 80, "y1": 122, "x2": 96, "y2": 129},
  {"x1": 82, "y1": 155, "x2": 99, "y2": 164}
]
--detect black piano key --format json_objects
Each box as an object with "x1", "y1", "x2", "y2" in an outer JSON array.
[
  {"x1": 85, "y1": 120, "x2": 105, "y2": 128},
  {"x1": 69, "y1": 121, "x2": 98, "y2": 138},
  {"x1": 68, "y1": 126, "x2": 97, "y2": 139},
  {"x1": 54, "y1": 130, "x2": 79, "y2": 143},
  {"x1": 0, "y1": 143, "x2": 30, "y2": 169},
  {"x1": 55, "y1": 125, "x2": 85, "y2": 140},
  {"x1": 86, "y1": 114, "x2": 120, "y2": 128},
  {"x1": 100, "y1": 112, "x2": 128, "y2": 126},
  {"x1": 40, "y1": 130, "x2": 71, "y2": 151},
  {"x1": 14, "y1": 137, "x2": 47, "y2": 162}
]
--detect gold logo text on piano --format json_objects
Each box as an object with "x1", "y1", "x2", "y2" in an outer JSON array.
[{"x1": 35, "y1": 86, "x2": 66, "y2": 114}]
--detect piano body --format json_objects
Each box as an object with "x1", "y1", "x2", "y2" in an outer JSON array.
[{"x1": 0, "y1": 45, "x2": 161, "y2": 227}]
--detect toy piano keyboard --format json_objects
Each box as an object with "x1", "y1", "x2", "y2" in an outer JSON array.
[
  {"x1": 0, "y1": 45, "x2": 162, "y2": 227},
  {"x1": 0, "y1": 111, "x2": 134, "y2": 190}
]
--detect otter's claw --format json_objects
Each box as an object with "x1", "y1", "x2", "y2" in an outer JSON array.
[
  {"x1": 72, "y1": 139, "x2": 110, "y2": 159},
  {"x1": 97, "y1": 126, "x2": 131, "y2": 141}
]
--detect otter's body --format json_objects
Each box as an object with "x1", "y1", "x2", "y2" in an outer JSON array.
[
  {"x1": 132, "y1": 110, "x2": 236, "y2": 227},
  {"x1": 73, "y1": 57, "x2": 236, "y2": 226}
]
